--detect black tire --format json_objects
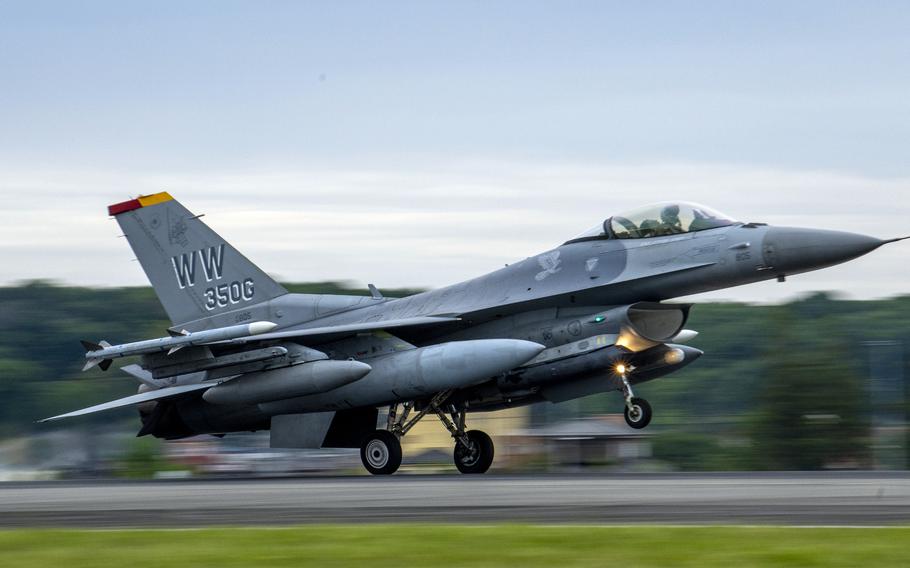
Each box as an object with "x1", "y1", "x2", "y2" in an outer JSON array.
[
  {"x1": 454, "y1": 430, "x2": 494, "y2": 474},
  {"x1": 360, "y1": 430, "x2": 402, "y2": 475},
  {"x1": 624, "y1": 397, "x2": 652, "y2": 429}
]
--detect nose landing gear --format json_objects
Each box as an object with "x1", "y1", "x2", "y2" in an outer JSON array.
[
  {"x1": 623, "y1": 397, "x2": 652, "y2": 429},
  {"x1": 618, "y1": 365, "x2": 652, "y2": 429}
]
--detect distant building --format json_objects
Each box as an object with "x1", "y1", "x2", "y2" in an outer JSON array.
[
  {"x1": 510, "y1": 415, "x2": 651, "y2": 470},
  {"x1": 397, "y1": 407, "x2": 528, "y2": 467}
]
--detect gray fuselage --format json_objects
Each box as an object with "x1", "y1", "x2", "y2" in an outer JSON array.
[{"x1": 175, "y1": 222, "x2": 831, "y2": 432}]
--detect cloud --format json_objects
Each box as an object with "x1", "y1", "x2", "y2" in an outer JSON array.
[{"x1": 0, "y1": 160, "x2": 907, "y2": 303}]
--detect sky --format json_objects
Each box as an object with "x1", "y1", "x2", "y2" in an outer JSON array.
[{"x1": 0, "y1": 1, "x2": 908, "y2": 303}]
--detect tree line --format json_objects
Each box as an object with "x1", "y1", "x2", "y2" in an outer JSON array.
[{"x1": 1, "y1": 281, "x2": 907, "y2": 470}]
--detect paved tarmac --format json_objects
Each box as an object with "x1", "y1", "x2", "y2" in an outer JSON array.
[{"x1": 2, "y1": 472, "x2": 909, "y2": 528}]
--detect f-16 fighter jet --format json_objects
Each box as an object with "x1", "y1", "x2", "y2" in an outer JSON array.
[{"x1": 42, "y1": 193, "x2": 906, "y2": 474}]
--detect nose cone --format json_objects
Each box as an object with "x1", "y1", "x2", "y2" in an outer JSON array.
[{"x1": 762, "y1": 227, "x2": 884, "y2": 275}]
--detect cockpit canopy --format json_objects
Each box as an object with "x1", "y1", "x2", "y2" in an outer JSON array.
[{"x1": 570, "y1": 202, "x2": 738, "y2": 242}]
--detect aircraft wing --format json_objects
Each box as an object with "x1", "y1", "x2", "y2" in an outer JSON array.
[
  {"x1": 38, "y1": 382, "x2": 215, "y2": 423},
  {"x1": 222, "y1": 315, "x2": 461, "y2": 346}
]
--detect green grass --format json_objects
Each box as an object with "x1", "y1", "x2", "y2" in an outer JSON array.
[{"x1": 1, "y1": 525, "x2": 909, "y2": 567}]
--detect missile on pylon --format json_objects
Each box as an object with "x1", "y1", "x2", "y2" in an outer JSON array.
[{"x1": 81, "y1": 321, "x2": 278, "y2": 371}]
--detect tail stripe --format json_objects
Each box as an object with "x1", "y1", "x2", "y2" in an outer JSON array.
[{"x1": 108, "y1": 192, "x2": 175, "y2": 216}]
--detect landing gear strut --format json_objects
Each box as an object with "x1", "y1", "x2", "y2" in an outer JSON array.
[
  {"x1": 619, "y1": 366, "x2": 652, "y2": 429},
  {"x1": 358, "y1": 390, "x2": 495, "y2": 475},
  {"x1": 430, "y1": 401, "x2": 494, "y2": 474}
]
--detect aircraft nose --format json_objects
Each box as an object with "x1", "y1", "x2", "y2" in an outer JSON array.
[{"x1": 762, "y1": 227, "x2": 884, "y2": 276}]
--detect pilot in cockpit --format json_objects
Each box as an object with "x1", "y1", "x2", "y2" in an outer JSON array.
[
  {"x1": 565, "y1": 202, "x2": 737, "y2": 243},
  {"x1": 659, "y1": 204, "x2": 684, "y2": 235}
]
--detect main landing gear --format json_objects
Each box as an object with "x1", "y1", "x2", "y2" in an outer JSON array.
[
  {"x1": 360, "y1": 430, "x2": 402, "y2": 475},
  {"x1": 359, "y1": 390, "x2": 494, "y2": 475},
  {"x1": 618, "y1": 365, "x2": 652, "y2": 429}
]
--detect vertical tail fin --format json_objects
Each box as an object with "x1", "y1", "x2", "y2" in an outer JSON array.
[{"x1": 109, "y1": 193, "x2": 287, "y2": 326}]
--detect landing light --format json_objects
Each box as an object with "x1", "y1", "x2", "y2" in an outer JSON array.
[
  {"x1": 664, "y1": 348, "x2": 686, "y2": 365},
  {"x1": 615, "y1": 363, "x2": 627, "y2": 376}
]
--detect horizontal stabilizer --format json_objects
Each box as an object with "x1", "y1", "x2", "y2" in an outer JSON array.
[{"x1": 38, "y1": 382, "x2": 214, "y2": 423}]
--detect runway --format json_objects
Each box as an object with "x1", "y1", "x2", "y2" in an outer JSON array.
[{"x1": 2, "y1": 472, "x2": 909, "y2": 528}]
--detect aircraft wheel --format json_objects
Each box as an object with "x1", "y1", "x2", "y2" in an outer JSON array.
[
  {"x1": 360, "y1": 430, "x2": 402, "y2": 475},
  {"x1": 624, "y1": 397, "x2": 652, "y2": 429},
  {"x1": 454, "y1": 430, "x2": 494, "y2": 474}
]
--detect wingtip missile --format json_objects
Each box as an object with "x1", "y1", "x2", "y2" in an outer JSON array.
[
  {"x1": 81, "y1": 340, "x2": 113, "y2": 371},
  {"x1": 81, "y1": 321, "x2": 280, "y2": 364},
  {"x1": 82, "y1": 356, "x2": 113, "y2": 371}
]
